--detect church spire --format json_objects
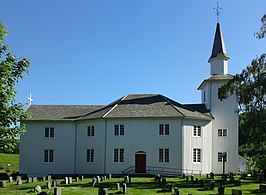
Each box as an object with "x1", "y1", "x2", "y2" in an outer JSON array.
[{"x1": 208, "y1": 22, "x2": 229, "y2": 61}]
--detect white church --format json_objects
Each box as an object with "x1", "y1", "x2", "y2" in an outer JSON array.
[{"x1": 20, "y1": 22, "x2": 245, "y2": 177}]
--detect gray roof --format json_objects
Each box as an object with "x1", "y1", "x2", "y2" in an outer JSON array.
[
  {"x1": 209, "y1": 23, "x2": 230, "y2": 61},
  {"x1": 24, "y1": 94, "x2": 213, "y2": 121},
  {"x1": 198, "y1": 74, "x2": 233, "y2": 90}
]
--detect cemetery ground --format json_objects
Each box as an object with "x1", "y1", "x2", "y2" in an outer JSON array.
[{"x1": 0, "y1": 175, "x2": 266, "y2": 195}]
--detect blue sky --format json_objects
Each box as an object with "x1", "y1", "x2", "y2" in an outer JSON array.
[{"x1": 0, "y1": 0, "x2": 265, "y2": 106}]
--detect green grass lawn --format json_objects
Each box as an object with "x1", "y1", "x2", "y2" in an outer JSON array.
[
  {"x1": 0, "y1": 176, "x2": 265, "y2": 195},
  {"x1": 0, "y1": 153, "x2": 19, "y2": 173}
]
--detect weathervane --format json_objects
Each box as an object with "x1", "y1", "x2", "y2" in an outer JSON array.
[
  {"x1": 27, "y1": 93, "x2": 33, "y2": 106},
  {"x1": 214, "y1": 1, "x2": 222, "y2": 23}
]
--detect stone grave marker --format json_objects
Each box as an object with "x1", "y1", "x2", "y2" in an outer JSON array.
[
  {"x1": 64, "y1": 177, "x2": 69, "y2": 184},
  {"x1": 69, "y1": 177, "x2": 73, "y2": 184},
  {"x1": 92, "y1": 177, "x2": 97, "y2": 187},
  {"x1": 9, "y1": 176, "x2": 13, "y2": 182},
  {"x1": 16, "y1": 176, "x2": 22, "y2": 182},
  {"x1": 47, "y1": 181, "x2": 51, "y2": 189},
  {"x1": 32, "y1": 177, "x2": 38, "y2": 183},
  {"x1": 42, "y1": 176, "x2": 46, "y2": 181},
  {"x1": 28, "y1": 177, "x2": 32, "y2": 183},
  {"x1": 0, "y1": 181, "x2": 7, "y2": 187},
  {"x1": 52, "y1": 179, "x2": 57, "y2": 187},
  {"x1": 75, "y1": 176, "x2": 79, "y2": 182},
  {"x1": 81, "y1": 175, "x2": 84, "y2": 180},
  {"x1": 54, "y1": 187, "x2": 62, "y2": 195},
  {"x1": 116, "y1": 182, "x2": 120, "y2": 190},
  {"x1": 47, "y1": 175, "x2": 52, "y2": 180},
  {"x1": 107, "y1": 174, "x2": 111, "y2": 179},
  {"x1": 122, "y1": 183, "x2": 127, "y2": 194},
  {"x1": 97, "y1": 176, "x2": 101, "y2": 183},
  {"x1": 17, "y1": 179, "x2": 22, "y2": 185}
]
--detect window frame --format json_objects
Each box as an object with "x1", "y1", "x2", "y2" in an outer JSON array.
[
  {"x1": 45, "y1": 127, "x2": 55, "y2": 138},
  {"x1": 114, "y1": 148, "x2": 124, "y2": 163},
  {"x1": 87, "y1": 149, "x2": 94, "y2": 163},
  {"x1": 44, "y1": 149, "x2": 54, "y2": 163},
  {"x1": 159, "y1": 124, "x2": 170, "y2": 135},
  {"x1": 114, "y1": 125, "x2": 124, "y2": 136},
  {"x1": 193, "y1": 126, "x2": 201, "y2": 137},
  {"x1": 159, "y1": 148, "x2": 170, "y2": 163},
  {"x1": 193, "y1": 148, "x2": 201, "y2": 163},
  {"x1": 218, "y1": 129, "x2": 228, "y2": 137},
  {"x1": 218, "y1": 152, "x2": 228, "y2": 163},
  {"x1": 87, "y1": 126, "x2": 95, "y2": 137}
]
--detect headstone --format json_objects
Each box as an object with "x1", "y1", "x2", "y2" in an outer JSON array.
[
  {"x1": 34, "y1": 185, "x2": 42, "y2": 193},
  {"x1": 52, "y1": 179, "x2": 57, "y2": 187},
  {"x1": 195, "y1": 178, "x2": 199, "y2": 183},
  {"x1": 162, "y1": 177, "x2": 166, "y2": 186},
  {"x1": 9, "y1": 176, "x2": 13, "y2": 182},
  {"x1": 47, "y1": 175, "x2": 52, "y2": 180},
  {"x1": 108, "y1": 174, "x2": 111, "y2": 179},
  {"x1": 28, "y1": 177, "x2": 32, "y2": 183},
  {"x1": 191, "y1": 175, "x2": 194, "y2": 181},
  {"x1": 75, "y1": 177, "x2": 79, "y2": 182},
  {"x1": 101, "y1": 176, "x2": 104, "y2": 182},
  {"x1": 122, "y1": 183, "x2": 127, "y2": 194},
  {"x1": 182, "y1": 174, "x2": 185, "y2": 179},
  {"x1": 167, "y1": 183, "x2": 172, "y2": 192},
  {"x1": 81, "y1": 175, "x2": 84, "y2": 180},
  {"x1": 54, "y1": 187, "x2": 62, "y2": 195},
  {"x1": 104, "y1": 175, "x2": 107, "y2": 181},
  {"x1": 64, "y1": 177, "x2": 69, "y2": 184},
  {"x1": 116, "y1": 183, "x2": 120, "y2": 190},
  {"x1": 124, "y1": 176, "x2": 129, "y2": 183},
  {"x1": 69, "y1": 177, "x2": 73, "y2": 184},
  {"x1": 17, "y1": 179, "x2": 22, "y2": 185},
  {"x1": 47, "y1": 181, "x2": 51, "y2": 189},
  {"x1": 210, "y1": 172, "x2": 214, "y2": 179},
  {"x1": 16, "y1": 176, "x2": 22, "y2": 182},
  {"x1": 185, "y1": 176, "x2": 189, "y2": 183},
  {"x1": 98, "y1": 187, "x2": 108, "y2": 195},
  {"x1": 97, "y1": 176, "x2": 101, "y2": 183},
  {"x1": 232, "y1": 189, "x2": 242, "y2": 195},
  {"x1": 33, "y1": 177, "x2": 38, "y2": 183},
  {"x1": 0, "y1": 181, "x2": 7, "y2": 187}
]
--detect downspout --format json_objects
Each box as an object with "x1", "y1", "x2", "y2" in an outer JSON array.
[{"x1": 74, "y1": 122, "x2": 77, "y2": 175}]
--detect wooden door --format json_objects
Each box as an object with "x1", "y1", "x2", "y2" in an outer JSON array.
[{"x1": 135, "y1": 153, "x2": 146, "y2": 173}]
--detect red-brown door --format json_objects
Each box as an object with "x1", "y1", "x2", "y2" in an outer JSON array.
[{"x1": 135, "y1": 152, "x2": 146, "y2": 173}]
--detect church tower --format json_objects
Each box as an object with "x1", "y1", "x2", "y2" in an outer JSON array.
[{"x1": 198, "y1": 22, "x2": 239, "y2": 173}]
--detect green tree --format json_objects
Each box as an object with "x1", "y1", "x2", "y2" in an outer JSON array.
[
  {"x1": 0, "y1": 22, "x2": 30, "y2": 153},
  {"x1": 218, "y1": 14, "x2": 266, "y2": 172}
]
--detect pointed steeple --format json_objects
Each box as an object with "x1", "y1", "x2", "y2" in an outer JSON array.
[
  {"x1": 209, "y1": 23, "x2": 229, "y2": 61},
  {"x1": 208, "y1": 23, "x2": 230, "y2": 75}
]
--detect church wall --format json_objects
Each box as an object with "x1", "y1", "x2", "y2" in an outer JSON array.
[
  {"x1": 209, "y1": 81, "x2": 238, "y2": 174},
  {"x1": 182, "y1": 119, "x2": 212, "y2": 175},
  {"x1": 75, "y1": 120, "x2": 106, "y2": 174},
  {"x1": 104, "y1": 118, "x2": 183, "y2": 174},
  {"x1": 20, "y1": 122, "x2": 76, "y2": 177}
]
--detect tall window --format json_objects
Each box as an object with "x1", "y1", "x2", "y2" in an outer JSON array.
[
  {"x1": 193, "y1": 149, "x2": 201, "y2": 163},
  {"x1": 218, "y1": 152, "x2": 227, "y2": 162},
  {"x1": 45, "y1": 127, "x2": 54, "y2": 138},
  {"x1": 218, "y1": 129, "x2": 228, "y2": 137},
  {"x1": 114, "y1": 149, "x2": 124, "y2": 162},
  {"x1": 159, "y1": 148, "x2": 170, "y2": 162},
  {"x1": 114, "y1": 125, "x2": 124, "y2": 136},
  {"x1": 87, "y1": 126, "x2": 95, "y2": 136},
  {"x1": 193, "y1": 126, "x2": 201, "y2": 137},
  {"x1": 44, "y1": 149, "x2": 54, "y2": 162},
  {"x1": 159, "y1": 124, "x2": 170, "y2": 135},
  {"x1": 87, "y1": 149, "x2": 94, "y2": 162}
]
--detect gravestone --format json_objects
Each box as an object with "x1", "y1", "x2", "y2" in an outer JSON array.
[
  {"x1": 98, "y1": 187, "x2": 108, "y2": 195},
  {"x1": 232, "y1": 189, "x2": 242, "y2": 195},
  {"x1": 28, "y1": 177, "x2": 32, "y2": 183},
  {"x1": 122, "y1": 183, "x2": 127, "y2": 194},
  {"x1": 185, "y1": 176, "x2": 189, "y2": 183},
  {"x1": 210, "y1": 172, "x2": 214, "y2": 179},
  {"x1": 195, "y1": 178, "x2": 199, "y2": 183},
  {"x1": 81, "y1": 175, "x2": 84, "y2": 180},
  {"x1": 9, "y1": 176, "x2": 13, "y2": 182},
  {"x1": 17, "y1": 179, "x2": 22, "y2": 185},
  {"x1": 47, "y1": 181, "x2": 51, "y2": 189},
  {"x1": 101, "y1": 176, "x2": 104, "y2": 182},
  {"x1": 47, "y1": 175, "x2": 52, "y2": 180},
  {"x1": 64, "y1": 177, "x2": 69, "y2": 184},
  {"x1": 16, "y1": 176, "x2": 22, "y2": 182},
  {"x1": 182, "y1": 174, "x2": 185, "y2": 179},
  {"x1": 210, "y1": 180, "x2": 215, "y2": 190},
  {"x1": 191, "y1": 175, "x2": 194, "y2": 182},
  {"x1": 0, "y1": 181, "x2": 7, "y2": 187},
  {"x1": 75, "y1": 176, "x2": 79, "y2": 182},
  {"x1": 116, "y1": 183, "x2": 120, "y2": 190},
  {"x1": 69, "y1": 177, "x2": 73, "y2": 184},
  {"x1": 167, "y1": 183, "x2": 172, "y2": 192},
  {"x1": 107, "y1": 174, "x2": 111, "y2": 179},
  {"x1": 33, "y1": 177, "x2": 38, "y2": 183},
  {"x1": 42, "y1": 176, "x2": 46, "y2": 181},
  {"x1": 34, "y1": 185, "x2": 41, "y2": 193},
  {"x1": 97, "y1": 176, "x2": 101, "y2": 183},
  {"x1": 54, "y1": 187, "x2": 62, "y2": 195},
  {"x1": 52, "y1": 179, "x2": 57, "y2": 187}
]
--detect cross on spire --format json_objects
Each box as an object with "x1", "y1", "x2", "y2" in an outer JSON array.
[
  {"x1": 214, "y1": 1, "x2": 222, "y2": 23},
  {"x1": 28, "y1": 93, "x2": 33, "y2": 106}
]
